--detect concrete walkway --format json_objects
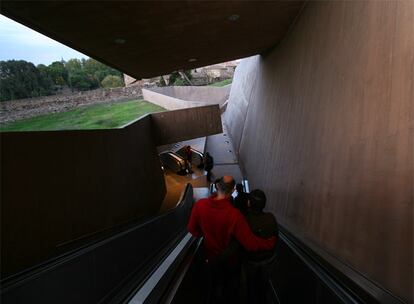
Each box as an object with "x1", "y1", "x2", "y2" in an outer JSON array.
[{"x1": 204, "y1": 124, "x2": 243, "y2": 182}]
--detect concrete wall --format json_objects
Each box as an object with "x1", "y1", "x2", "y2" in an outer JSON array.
[
  {"x1": 224, "y1": 1, "x2": 413, "y2": 302},
  {"x1": 142, "y1": 85, "x2": 231, "y2": 110}
]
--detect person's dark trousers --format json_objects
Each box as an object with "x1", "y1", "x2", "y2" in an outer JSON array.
[
  {"x1": 204, "y1": 259, "x2": 241, "y2": 304},
  {"x1": 186, "y1": 160, "x2": 193, "y2": 174},
  {"x1": 206, "y1": 169, "x2": 212, "y2": 182},
  {"x1": 204, "y1": 260, "x2": 224, "y2": 304},
  {"x1": 244, "y1": 262, "x2": 270, "y2": 304}
]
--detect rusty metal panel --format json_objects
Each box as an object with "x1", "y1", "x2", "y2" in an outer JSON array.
[
  {"x1": 151, "y1": 105, "x2": 222, "y2": 145},
  {"x1": 0, "y1": 116, "x2": 166, "y2": 277}
]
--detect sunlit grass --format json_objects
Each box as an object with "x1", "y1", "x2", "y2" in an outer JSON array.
[
  {"x1": 209, "y1": 79, "x2": 232, "y2": 87},
  {"x1": 0, "y1": 100, "x2": 165, "y2": 132}
]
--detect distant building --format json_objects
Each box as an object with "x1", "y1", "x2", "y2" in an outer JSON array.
[
  {"x1": 191, "y1": 60, "x2": 238, "y2": 85},
  {"x1": 123, "y1": 74, "x2": 161, "y2": 87},
  {"x1": 124, "y1": 60, "x2": 239, "y2": 87}
]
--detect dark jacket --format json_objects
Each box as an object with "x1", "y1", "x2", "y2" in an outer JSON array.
[
  {"x1": 233, "y1": 192, "x2": 249, "y2": 215},
  {"x1": 204, "y1": 154, "x2": 214, "y2": 170},
  {"x1": 245, "y1": 210, "x2": 278, "y2": 261}
]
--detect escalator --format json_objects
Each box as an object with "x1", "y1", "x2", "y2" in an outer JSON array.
[
  {"x1": 127, "y1": 227, "x2": 405, "y2": 304},
  {"x1": 175, "y1": 146, "x2": 204, "y2": 168},
  {"x1": 159, "y1": 151, "x2": 187, "y2": 175},
  {"x1": 122, "y1": 177, "x2": 405, "y2": 304},
  {"x1": 1, "y1": 183, "x2": 405, "y2": 304}
]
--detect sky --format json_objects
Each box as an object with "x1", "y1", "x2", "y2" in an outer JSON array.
[{"x1": 0, "y1": 14, "x2": 88, "y2": 65}]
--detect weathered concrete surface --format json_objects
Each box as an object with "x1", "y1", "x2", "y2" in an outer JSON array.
[
  {"x1": 224, "y1": 1, "x2": 413, "y2": 302},
  {"x1": 223, "y1": 58, "x2": 259, "y2": 153},
  {"x1": 142, "y1": 85, "x2": 231, "y2": 110}
]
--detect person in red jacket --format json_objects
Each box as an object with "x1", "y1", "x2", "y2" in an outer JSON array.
[{"x1": 187, "y1": 175, "x2": 276, "y2": 303}]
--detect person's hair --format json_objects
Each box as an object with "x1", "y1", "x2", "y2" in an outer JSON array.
[
  {"x1": 249, "y1": 189, "x2": 266, "y2": 211},
  {"x1": 236, "y1": 183, "x2": 244, "y2": 193},
  {"x1": 216, "y1": 177, "x2": 235, "y2": 195},
  {"x1": 213, "y1": 178, "x2": 221, "y2": 191}
]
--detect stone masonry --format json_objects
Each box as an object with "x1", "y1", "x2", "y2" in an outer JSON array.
[{"x1": 0, "y1": 85, "x2": 150, "y2": 124}]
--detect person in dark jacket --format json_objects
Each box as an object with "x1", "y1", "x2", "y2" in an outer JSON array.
[
  {"x1": 233, "y1": 183, "x2": 248, "y2": 215},
  {"x1": 204, "y1": 152, "x2": 214, "y2": 182},
  {"x1": 243, "y1": 189, "x2": 279, "y2": 304}
]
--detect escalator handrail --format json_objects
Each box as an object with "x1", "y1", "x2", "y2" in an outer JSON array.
[
  {"x1": 1, "y1": 183, "x2": 194, "y2": 292},
  {"x1": 278, "y1": 226, "x2": 405, "y2": 304},
  {"x1": 127, "y1": 233, "x2": 198, "y2": 304},
  {"x1": 163, "y1": 151, "x2": 186, "y2": 164}
]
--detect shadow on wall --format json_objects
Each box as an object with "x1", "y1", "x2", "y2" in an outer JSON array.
[{"x1": 142, "y1": 85, "x2": 231, "y2": 110}]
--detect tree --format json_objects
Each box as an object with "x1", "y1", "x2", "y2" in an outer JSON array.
[
  {"x1": 158, "y1": 76, "x2": 167, "y2": 86},
  {"x1": 168, "y1": 70, "x2": 192, "y2": 86},
  {"x1": 101, "y1": 75, "x2": 123, "y2": 88},
  {"x1": 66, "y1": 59, "x2": 98, "y2": 90},
  {"x1": 68, "y1": 69, "x2": 96, "y2": 91},
  {"x1": 36, "y1": 64, "x2": 54, "y2": 95},
  {"x1": 82, "y1": 58, "x2": 104, "y2": 85},
  {"x1": 0, "y1": 60, "x2": 52, "y2": 101},
  {"x1": 65, "y1": 58, "x2": 123, "y2": 90},
  {"x1": 83, "y1": 58, "x2": 123, "y2": 84},
  {"x1": 65, "y1": 58, "x2": 82, "y2": 74},
  {"x1": 0, "y1": 58, "x2": 125, "y2": 100},
  {"x1": 173, "y1": 78, "x2": 186, "y2": 86},
  {"x1": 48, "y1": 61, "x2": 68, "y2": 86}
]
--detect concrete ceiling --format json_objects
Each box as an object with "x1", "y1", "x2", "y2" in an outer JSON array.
[{"x1": 2, "y1": 1, "x2": 305, "y2": 79}]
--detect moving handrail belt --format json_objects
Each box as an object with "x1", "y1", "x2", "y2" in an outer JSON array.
[
  {"x1": 125, "y1": 183, "x2": 194, "y2": 304},
  {"x1": 168, "y1": 152, "x2": 183, "y2": 163},
  {"x1": 128, "y1": 233, "x2": 193, "y2": 304}
]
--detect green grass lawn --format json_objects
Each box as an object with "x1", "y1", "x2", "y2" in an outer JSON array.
[
  {"x1": 209, "y1": 78, "x2": 232, "y2": 87},
  {"x1": 0, "y1": 100, "x2": 165, "y2": 132}
]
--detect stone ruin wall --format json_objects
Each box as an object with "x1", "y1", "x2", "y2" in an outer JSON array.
[{"x1": 0, "y1": 85, "x2": 151, "y2": 124}]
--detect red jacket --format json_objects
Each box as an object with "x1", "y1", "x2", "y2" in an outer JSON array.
[{"x1": 187, "y1": 194, "x2": 276, "y2": 259}]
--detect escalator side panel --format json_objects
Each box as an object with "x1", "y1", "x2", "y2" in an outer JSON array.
[{"x1": 1, "y1": 185, "x2": 194, "y2": 304}]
